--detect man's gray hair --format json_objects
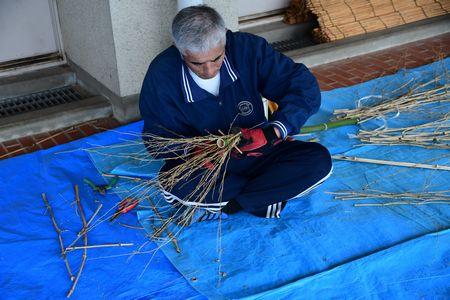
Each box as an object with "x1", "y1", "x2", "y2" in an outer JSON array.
[{"x1": 172, "y1": 5, "x2": 226, "y2": 54}]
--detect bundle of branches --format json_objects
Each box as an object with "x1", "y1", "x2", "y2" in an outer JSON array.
[
  {"x1": 355, "y1": 114, "x2": 450, "y2": 149},
  {"x1": 333, "y1": 80, "x2": 449, "y2": 123},
  {"x1": 329, "y1": 189, "x2": 450, "y2": 206},
  {"x1": 141, "y1": 131, "x2": 242, "y2": 226},
  {"x1": 283, "y1": 0, "x2": 309, "y2": 25}
]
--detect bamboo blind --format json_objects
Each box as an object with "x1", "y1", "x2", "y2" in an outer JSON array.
[{"x1": 285, "y1": 0, "x2": 450, "y2": 42}]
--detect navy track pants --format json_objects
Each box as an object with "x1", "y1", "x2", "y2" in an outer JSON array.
[{"x1": 160, "y1": 140, "x2": 332, "y2": 218}]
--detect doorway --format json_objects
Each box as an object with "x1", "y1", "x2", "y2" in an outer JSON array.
[{"x1": 0, "y1": 0, "x2": 64, "y2": 73}]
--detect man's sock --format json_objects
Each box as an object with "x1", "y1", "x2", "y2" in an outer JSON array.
[
  {"x1": 197, "y1": 210, "x2": 228, "y2": 222},
  {"x1": 222, "y1": 199, "x2": 242, "y2": 214}
]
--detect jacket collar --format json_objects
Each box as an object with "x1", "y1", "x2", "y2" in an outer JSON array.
[{"x1": 180, "y1": 54, "x2": 239, "y2": 103}]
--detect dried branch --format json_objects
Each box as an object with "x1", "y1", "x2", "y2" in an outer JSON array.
[
  {"x1": 136, "y1": 131, "x2": 240, "y2": 226},
  {"x1": 67, "y1": 185, "x2": 88, "y2": 298},
  {"x1": 148, "y1": 197, "x2": 181, "y2": 253},
  {"x1": 41, "y1": 193, "x2": 75, "y2": 281},
  {"x1": 65, "y1": 243, "x2": 133, "y2": 252},
  {"x1": 86, "y1": 130, "x2": 239, "y2": 248}
]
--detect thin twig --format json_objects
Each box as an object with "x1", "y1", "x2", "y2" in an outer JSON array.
[
  {"x1": 118, "y1": 222, "x2": 145, "y2": 230},
  {"x1": 65, "y1": 243, "x2": 133, "y2": 252},
  {"x1": 67, "y1": 185, "x2": 88, "y2": 298},
  {"x1": 41, "y1": 193, "x2": 75, "y2": 282},
  {"x1": 148, "y1": 197, "x2": 181, "y2": 253},
  {"x1": 102, "y1": 172, "x2": 150, "y2": 182},
  {"x1": 66, "y1": 203, "x2": 103, "y2": 251}
]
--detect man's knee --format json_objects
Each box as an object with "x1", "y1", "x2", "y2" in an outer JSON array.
[
  {"x1": 290, "y1": 141, "x2": 332, "y2": 177},
  {"x1": 309, "y1": 142, "x2": 332, "y2": 177}
]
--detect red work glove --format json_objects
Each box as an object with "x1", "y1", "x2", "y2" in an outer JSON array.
[{"x1": 235, "y1": 126, "x2": 281, "y2": 157}]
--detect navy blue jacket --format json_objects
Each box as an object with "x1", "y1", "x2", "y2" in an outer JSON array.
[{"x1": 139, "y1": 31, "x2": 320, "y2": 155}]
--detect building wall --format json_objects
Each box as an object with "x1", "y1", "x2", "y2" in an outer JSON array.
[
  {"x1": 57, "y1": 0, "x2": 238, "y2": 99},
  {"x1": 109, "y1": 0, "x2": 177, "y2": 98},
  {"x1": 56, "y1": 0, "x2": 121, "y2": 96}
]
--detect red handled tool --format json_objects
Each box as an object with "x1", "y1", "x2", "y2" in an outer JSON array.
[{"x1": 109, "y1": 198, "x2": 139, "y2": 222}]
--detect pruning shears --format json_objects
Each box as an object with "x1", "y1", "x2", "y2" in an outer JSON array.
[
  {"x1": 109, "y1": 198, "x2": 140, "y2": 222},
  {"x1": 83, "y1": 176, "x2": 119, "y2": 195}
]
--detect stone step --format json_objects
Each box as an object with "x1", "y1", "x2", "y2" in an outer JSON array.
[
  {"x1": 0, "y1": 95, "x2": 112, "y2": 143},
  {"x1": 0, "y1": 65, "x2": 76, "y2": 101}
]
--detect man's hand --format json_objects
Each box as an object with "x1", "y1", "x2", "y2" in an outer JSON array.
[
  {"x1": 190, "y1": 145, "x2": 216, "y2": 170},
  {"x1": 236, "y1": 126, "x2": 281, "y2": 155}
]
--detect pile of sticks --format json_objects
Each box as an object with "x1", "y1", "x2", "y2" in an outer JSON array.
[
  {"x1": 285, "y1": 0, "x2": 449, "y2": 42},
  {"x1": 284, "y1": 0, "x2": 310, "y2": 24},
  {"x1": 42, "y1": 185, "x2": 133, "y2": 297},
  {"x1": 329, "y1": 190, "x2": 450, "y2": 206},
  {"x1": 333, "y1": 81, "x2": 449, "y2": 123},
  {"x1": 355, "y1": 115, "x2": 449, "y2": 149},
  {"x1": 140, "y1": 130, "x2": 241, "y2": 226},
  {"x1": 86, "y1": 129, "x2": 242, "y2": 246}
]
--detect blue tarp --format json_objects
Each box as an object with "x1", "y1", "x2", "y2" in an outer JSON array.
[
  {"x1": 0, "y1": 124, "x2": 201, "y2": 299},
  {"x1": 1, "y1": 59, "x2": 449, "y2": 299}
]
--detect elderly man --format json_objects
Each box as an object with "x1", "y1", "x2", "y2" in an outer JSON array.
[{"x1": 139, "y1": 5, "x2": 332, "y2": 224}]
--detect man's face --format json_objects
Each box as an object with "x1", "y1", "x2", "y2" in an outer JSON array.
[{"x1": 183, "y1": 45, "x2": 225, "y2": 79}]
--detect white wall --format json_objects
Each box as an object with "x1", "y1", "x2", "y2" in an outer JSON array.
[
  {"x1": 110, "y1": 0, "x2": 238, "y2": 97},
  {"x1": 234, "y1": 0, "x2": 290, "y2": 17},
  {"x1": 57, "y1": 0, "x2": 121, "y2": 95},
  {"x1": 109, "y1": 0, "x2": 177, "y2": 97},
  {"x1": 57, "y1": 0, "x2": 238, "y2": 98}
]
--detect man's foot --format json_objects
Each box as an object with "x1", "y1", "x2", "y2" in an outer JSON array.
[{"x1": 221, "y1": 199, "x2": 242, "y2": 214}]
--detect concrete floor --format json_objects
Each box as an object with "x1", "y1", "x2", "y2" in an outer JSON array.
[{"x1": 0, "y1": 32, "x2": 449, "y2": 160}]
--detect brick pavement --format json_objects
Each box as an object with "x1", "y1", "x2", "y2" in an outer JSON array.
[
  {"x1": 1, "y1": 32, "x2": 448, "y2": 160},
  {"x1": 0, "y1": 118, "x2": 121, "y2": 159},
  {"x1": 312, "y1": 33, "x2": 449, "y2": 91}
]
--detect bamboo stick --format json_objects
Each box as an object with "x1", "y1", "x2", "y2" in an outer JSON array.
[
  {"x1": 354, "y1": 201, "x2": 449, "y2": 206},
  {"x1": 329, "y1": 189, "x2": 450, "y2": 206},
  {"x1": 299, "y1": 118, "x2": 358, "y2": 134},
  {"x1": 332, "y1": 155, "x2": 450, "y2": 171}
]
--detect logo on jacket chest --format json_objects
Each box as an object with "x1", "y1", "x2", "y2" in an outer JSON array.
[{"x1": 237, "y1": 100, "x2": 253, "y2": 116}]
